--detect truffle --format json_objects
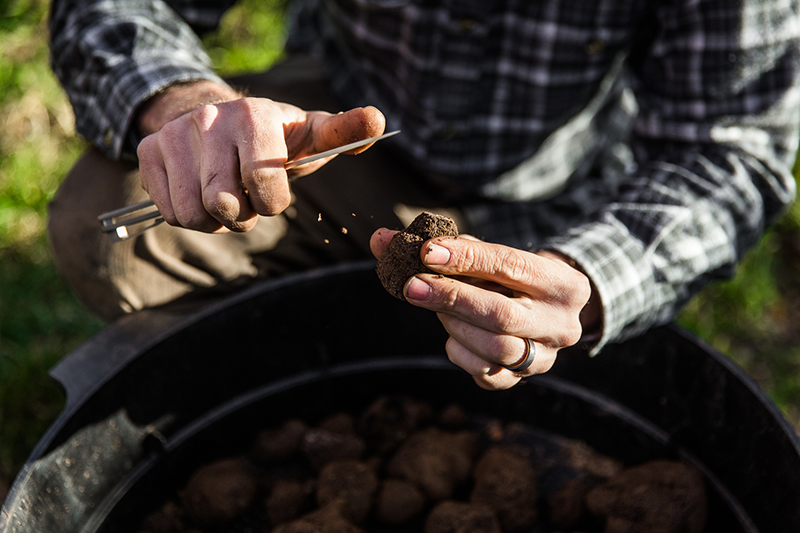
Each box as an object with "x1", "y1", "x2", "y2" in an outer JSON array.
[
  {"x1": 470, "y1": 446, "x2": 539, "y2": 532},
  {"x1": 424, "y1": 500, "x2": 501, "y2": 533},
  {"x1": 316, "y1": 459, "x2": 379, "y2": 523},
  {"x1": 178, "y1": 457, "x2": 258, "y2": 527},
  {"x1": 387, "y1": 427, "x2": 478, "y2": 500},
  {"x1": 266, "y1": 478, "x2": 316, "y2": 526},
  {"x1": 376, "y1": 212, "x2": 459, "y2": 300},
  {"x1": 586, "y1": 460, "x2": 707, "y2": 533},
  {"x1": 375, "y1": 479, "x2": 426, "y2": 524}
]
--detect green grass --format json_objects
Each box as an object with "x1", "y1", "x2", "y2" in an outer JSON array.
[{"x1": 2, "y1": 0, "x2": 800, "y2": 498}]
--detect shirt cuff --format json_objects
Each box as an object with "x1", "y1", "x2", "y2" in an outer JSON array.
[
  {"x1": 96, "y1": 60, "x2": 228, "y2": 160},
  {"x1": 543, "y1": 218, "x2": 658, "y2": 356}
]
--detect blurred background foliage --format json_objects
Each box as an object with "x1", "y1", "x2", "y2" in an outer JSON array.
[{"x1": 2, "y1": 0, "x2": 800, "y2": 494}]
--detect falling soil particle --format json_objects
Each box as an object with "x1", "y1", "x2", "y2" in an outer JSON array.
[
  {"x1": 324, "y1": 239, "x2": 330, "y2": 244},
  {"x1": 318, "y1": 213, "x2": 323, "y2": 222},
  {"x1": 342, "y1": 227, "x2": 348, "y2": 234}
]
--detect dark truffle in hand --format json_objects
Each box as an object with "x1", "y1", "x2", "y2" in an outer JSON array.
[{"x1": 376, "y1": 212, "x2": 459, "y2": 300}]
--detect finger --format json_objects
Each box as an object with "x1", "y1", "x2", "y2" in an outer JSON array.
[
  {"x1": 284, "y1": 107, "x2": 387, "y2": 178},
  {"x1": 233, "y1": 101, "x2": 292, "y2": 216},
  {"x1": 370, "y1": 228, "x2": 399, "y2": 259},
  {"x1": 405, "y1": 274, "x2": 537, "y2": 338},
  {"x1": 440, "y1": 314, "x2": 557, "y2": 377},
  {"x1": 200, "y1": 147, "x2": 257, "y2": 232},
  {"x1": 137, "y1": 134, "x2": 176, "y2": 225},
  {"x1": 444, "y1": 337, "x2": 522, "y2": 391},
  {"x1": 307, "y1": 106, "x2": 386, "y2": 155},
  {"x1": 438, "y1": 313, "x2": 533, "y2": 369},
  {"x1": 404, "y1": 274, "x2": 583, "y2": 349},
  {"x1": 423, "y1": 238, "x2": 590, "y2": 304},
  {"x1": 158, "y1": 121, "x2": 224, "y2": 232},
  {"x1": 196, "y1": 107, "x2": 257, "y2": 232}
]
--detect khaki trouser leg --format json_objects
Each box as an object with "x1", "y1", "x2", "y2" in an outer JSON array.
[{"x1": 48, "y1": 56, "x2": 462, "y2": 321}]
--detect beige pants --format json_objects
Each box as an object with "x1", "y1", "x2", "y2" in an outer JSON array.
[{"x1": 48, "y1": 57, "x2": 464, "y2": 321}]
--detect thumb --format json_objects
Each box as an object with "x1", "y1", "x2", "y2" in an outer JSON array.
[
  {"x1": 370, "y1": 228, "x2": 399, "y2": 259},
  {"x1": 308, "y1": 106, "x2": 387, "y2": 155}
]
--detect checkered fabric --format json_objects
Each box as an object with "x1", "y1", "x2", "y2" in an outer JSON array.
[{"x1": 49, "y1": 0, "x2": 800, "y2": 352}]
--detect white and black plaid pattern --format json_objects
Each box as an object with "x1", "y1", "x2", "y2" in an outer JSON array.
[{"x1": 50, "y1": 0, "x2": 800, "y2": 352}]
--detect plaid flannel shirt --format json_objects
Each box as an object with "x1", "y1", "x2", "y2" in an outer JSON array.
[{"x1": 50, "y1": 0, "x2": 800, "y2": 353}]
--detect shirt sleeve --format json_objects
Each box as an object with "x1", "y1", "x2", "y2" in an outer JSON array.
[
  {"x1": 49, "y1": 0, "x2": 233, "y2": 160},
  {"x1": 544, "y1": 0, "x2": 800, "y2": 354}
]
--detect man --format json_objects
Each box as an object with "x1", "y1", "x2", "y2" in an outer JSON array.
[{"x1": 48, "y1": 0, "x2": 800, "y2": 390}]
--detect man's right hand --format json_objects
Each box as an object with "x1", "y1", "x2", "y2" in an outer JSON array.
[{"x1": 135, "y1": 80, "x2": 386, "y2": 233}]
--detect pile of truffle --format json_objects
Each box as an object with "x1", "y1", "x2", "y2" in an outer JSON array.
[{"x1": 136, "y1": 396, "x2": 708, "y2": 533}]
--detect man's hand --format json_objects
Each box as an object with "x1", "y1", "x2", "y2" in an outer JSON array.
[
  {"x1": 135, "y1": 80, "x2": 386, "y2": 233},
  {"x1": 370, "y1": 229, "x2": 601, "y2": 390}
]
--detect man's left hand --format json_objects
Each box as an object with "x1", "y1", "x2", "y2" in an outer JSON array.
[{"x1": 370, "y1": 230, "x2": 599, "y2": 390}]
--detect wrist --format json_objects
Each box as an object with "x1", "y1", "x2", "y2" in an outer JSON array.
[{"x1": 136, "y1": 79, "x2": 241, "y2": 137}]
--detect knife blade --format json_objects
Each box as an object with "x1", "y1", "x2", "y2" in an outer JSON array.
[{"x1": 284, "y1": 130, "x2": 399, "y2": 169}]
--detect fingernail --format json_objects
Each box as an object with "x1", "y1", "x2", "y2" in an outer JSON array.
[
  {"x1": 405, "y1": 277, "x2": 431, "y2": 301},
  {"x1": 424, "y1": 243, "x2": 450, "y2": 265}
]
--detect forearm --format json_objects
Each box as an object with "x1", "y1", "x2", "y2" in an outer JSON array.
[
  {"x1": 542, "y1": 0, "x2": 800, "y2": 354},
  {"x1": 49, "y1": 0, "x2": 230, "y2": 159},
  {"x1": 546, "y1": 137, "x2": 797, "y2": 354}
]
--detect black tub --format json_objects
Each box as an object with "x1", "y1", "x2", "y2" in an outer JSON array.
[{"x1": 2, "y1": 261, "x2": 799, "y2": 532}]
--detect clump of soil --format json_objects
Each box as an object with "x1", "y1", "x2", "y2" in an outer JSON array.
[
  {"x1": 376, "y1": 212, "x2": 459, "y2": 300},
  {"x1": 316, "y1": 459, "x2": 379, "y2": 523},
  {"x1": 178, "y1": 457, "x2": 259, "y2": 528},
  {"x1": 252, "y1": 419, "x2": 308, "y2": 463},
  {"x1": 265, "y1": 478, "x2": 316, "y2": 526},
  {"x1": 387, "y1": 427, "x2": 478, "y2": 500},
  {"x1": 545, "y1": 477, "x2": 591, "y2": 531},
  {"x1": 470, "y1": 446, "x2": 539, "y2": 532},
  {"x1": 374, "y1": 478, "x2": 425, "y2": 524},
  {"x1": 424, "y1": 500, "x2": 501, "y2": 533},
  {"x1": 586, "y1": 460, "x2": 707, "y2": 533},
  {"x1": 274, "y1": 502, "x2": 364, "y2": 533},
  {"x1": 134, "y1": 397, "x2": 709, "y2": 533}
]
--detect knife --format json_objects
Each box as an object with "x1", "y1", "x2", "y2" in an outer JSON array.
[{"x1": 98, "y1": 130, "x2": 400, "y2": 242}]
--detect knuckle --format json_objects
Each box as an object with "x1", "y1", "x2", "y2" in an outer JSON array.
[
  {"x1": 175, "y1": 205, "x2": 211, "y2": 230},
  {"x1": 162, "y1": 211, "x2": 179, "y2": 227},
  {"x1": 204, "y1": 192, "x2": 239, "y2": 221},
  {"x1": 137, "y1": 134, "x2": 155, "y2": 157},
  {"x1": 232, "y1": 97, "x2": 271, "y2": 127},
  {"x1": 190, "y1": 104, "x2": 219, "y2": 130},
  {"x1": 254, "y1": 188, "x2": 291, "y2": 216},
  {"x1": 450, "y1": 242, "x2": 478, "y2": 271},
  {"x1": 492, "y1": 303, "x2": 527, "y2": 334},
  {"x1": 500, "y1": 249, "x2": 529, "y2": 279},
  {"x1": 566, "y1": 269, "x2": 592, "y2": 303},
  {"x1": 478, "y1": 375, "x2": 517, "y2": 391},
  {"x1": 159, "y1": 118, "x2": 184, "y2": 139},
  {"x1": 537, "y1": 355, "x2": 557, "y2": 374},
  {"x1": 554, "y1": 321, "x2": 583, "y2": 348},
  {"x1": 436, "y1": 277, "x2": 462, "y2": 310}
]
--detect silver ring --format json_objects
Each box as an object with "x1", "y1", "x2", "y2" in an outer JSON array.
[{"x1": 501, "y1": 338, "x2": 536, "y2": 372}]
